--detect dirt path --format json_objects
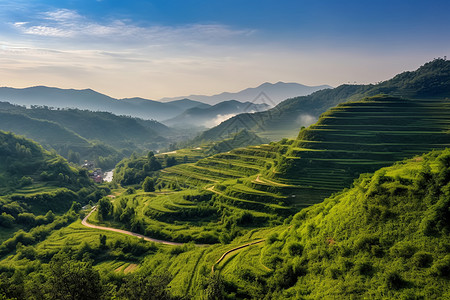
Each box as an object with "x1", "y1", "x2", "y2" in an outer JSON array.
[
  {"x1": 211, "y1": 239, "x2": 265, "y2": 273},
  {"x1": 82, "y1": 207, "x2": 187, "y2": 246},
  {"x1": 254, "y1": 174, "x2": 290, "y2": 187}
]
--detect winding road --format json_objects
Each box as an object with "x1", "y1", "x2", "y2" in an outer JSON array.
[
  {"x1": 82, "y1": 207, "x2": 268, "y2": 273},
  {"x1": 82, "y1": 207, "x2": 185, "y2": 246}
]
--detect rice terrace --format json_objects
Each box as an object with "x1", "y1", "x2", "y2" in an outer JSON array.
[{"x1": 0, "y1": 1, "x2": 449, "y2": 299}]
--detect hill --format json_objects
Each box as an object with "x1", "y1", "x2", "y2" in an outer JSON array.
[
  {"x1": 160, "y1": 81, "x2": 332, "y2": 105},
  {"x1": 0, "y1": 131, "x2": 105, "y2": 243},
  {"x1": 0, "y1": 131, "x2": 91, "y2": 193},
  {"x1": 163, "y1": 100, "x2": 270, "y2": 128},
  {"x1": 212, "y1": 149, "x2": 450, "y2": 299},
  {"x1": 200, "y1": 59, "x2": 450, "y2": 141},
  {"x1": 0, "y1": 102, "x2": 171, "y2": 168},
  {"x1": 155, "y1": 95, "x2": 450, "y2": 225},
  {"x1": 0, "y1": 86, "x2": 207, "y2": 121},
  {"x1": 113, "y1": 129, "x2": 268, "y2": 187},
  {"x1": 101, "y1": 90, "x2": 450, "y2": 247}
]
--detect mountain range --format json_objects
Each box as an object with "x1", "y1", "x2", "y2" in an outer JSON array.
[
  {"x1": 195, "y1": 59, "x2": 450, "y2": 142},
  {"x1": 0, "y1": 82, "x2": 329, "y2": 124},
  {"x1": 0, "y1": 87, "x2": 207, "y2": 121},
  {"x1": 0, "y1": 102, "x2": 171, "y2": 169},
  {"x1": 160, "y1": 81, "x2": 332, "y2": 105}
]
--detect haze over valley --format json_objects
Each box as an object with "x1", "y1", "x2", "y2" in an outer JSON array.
[{"x1": 0, "y1": 1, "x2": 449, "y2": 299}]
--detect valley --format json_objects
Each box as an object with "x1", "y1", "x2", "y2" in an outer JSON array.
[{"x1": 0, "y1": 59, "x2": 449, "y2": 299}]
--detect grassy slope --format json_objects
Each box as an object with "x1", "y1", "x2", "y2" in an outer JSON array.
[
  {"x1": 3, "y1": 149, "x2": 449, "y2": 299},
  {"x1": 0, "y1": 131, "x2": 95, "y2": 241},
  {"x1": 101, "y1": 94, "x2": 450, "y2": 251},
  {"x1": 157, "y1": 95, "x2": 450, "y2": 222},
  {"x1": 204, "y1": 149, "x2": 450, "y2": 299},
  {"x1": 271, "y1": 95, "x2": 450, "y2": 205}
]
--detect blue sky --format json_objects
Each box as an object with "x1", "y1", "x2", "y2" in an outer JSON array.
[{"x1": 0, "y1": 0, "x2": 449, "y2": 98}]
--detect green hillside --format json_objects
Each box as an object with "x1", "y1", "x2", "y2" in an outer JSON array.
[
  {"x1": 155, "y1": 95, "x2": 450, "y2": 223},
  {"x1": 1, "y1": 61, "x2": 449, "y2": 299},
  {"x1": 2, "y1": 148, "x2": 447, "y2": 299},
  {"x1": 98, "y1": 93, "x2": 450, "y2": 247},
  {"x1": 211, "y1": 149, "x2": 450, "y2": 299},
  {"x1": 269, "y1": 95, "x2": 450, "y2": 205},
  {"x1": 0, "y1": 131, "x2": 91, "y2": 192},
  {"x1": 0, "y1": 102, "x2": 170, "y2": 168},
  {"x1": 199, "y1": 59, "x2": 450, "y2": 141},
  {"x1": 0, "y1": 131, "x2": 105, "y2": 244}
]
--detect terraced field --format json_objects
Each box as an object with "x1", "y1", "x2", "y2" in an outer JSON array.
[
  {"x1": 158, "y1": 144, "x2": 283, "y2": 187},
  {"x1": 273, "y1": 96, "x2": 450, "y2": 205},
  {"x1": 107, "y1": 95, "x2": 450, "y2": 245},
  {"x1": 155, "y1": 143, "x2": 296, "y2": 220},
  {"x1": 154, "y1": 96, "x2": 450, "y2": 221}
]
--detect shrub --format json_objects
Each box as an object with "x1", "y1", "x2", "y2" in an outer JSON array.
[
  {"x1": 267, "y1": 233, "x2": 279, "y2": 244},
  {"x1": 390, "y1": 241, "x2": 417, "y2": 258},
  {"x1": 142, "y1": 177, "x2": 155, "y2": 192},
  {"x1": 354, "y1": 234, "x2": 379, "y2": 252},
  {"x1": 0, "y1": 212, "x2": 15, "y2": 228},
  {"x1": 412, "y1": 251, "x2": 433, "y2": 268},
  {"x1": 287, "y1": 242, "x2": 304, "y2": 256},
  {"x1": 357, "y1": 262, "x2": 374, "y2": 276},
  {"x1": 386, "y1": 271, "x2": 407, "y2": 290},
  {"x1": 17, "y1": 213, "x2": 36, "y2": 226},
  {"x1": 125, "y1": 187, "x2": 136, "y2": 195},
  {"x1": 431, "y1": 255, "x2": 450, "y2": 278}
]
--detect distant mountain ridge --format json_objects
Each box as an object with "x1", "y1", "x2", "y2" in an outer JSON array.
[
  {"x1": 197, "y1": 59, "x2": 450, "y2": 142},
  {"x1": 0, "y1": 86, "x2": 208, "y2": 121},
  {"x1": 160, "y1": 81, "x2": 332, "y2": 105},
  {"x1": 0, "y1": 101, "x2": 171, "y2": 168},
  {"x1": 0, "y1": 82, "x2": 329, "y2": 122}
]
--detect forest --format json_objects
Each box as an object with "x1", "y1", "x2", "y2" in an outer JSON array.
[{"x1": 0, "y1": 60, "x2": 449, "y2": 299}]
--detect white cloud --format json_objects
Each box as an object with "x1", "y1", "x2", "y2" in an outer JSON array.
[
  {"x1": 12, "y1": 9, "x2": 253, "y2": 46},
  {"x1": 0, "y1": 8, "x2": 435, "y2": 101},
  {"x1": 204, "y1": 114, "x2": 238, "y2": 127},
  {"x1": 296, "y1": 114, "x2": 317, "y2": 127}
]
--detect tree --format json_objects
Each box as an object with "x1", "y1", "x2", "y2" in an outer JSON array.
[
  {"x1": 0, "y1": 213, "x2": 15, "y2": 228},
  {"x1": 97, "y1": 198, "x2": 112, "y2": 221},
  {"x1": 165, "y1": 156, "x2": 177, "y2": 167},
  {"x1": 143, "y1": 177, "x2": 155, "y2": 192},
  {"x1": 147, "y1": 151, "x2": 155, "y2": 160},
  {"x1": 205, "y1": 273, "x2": 224, "y2": 300},
  {"x1": 45, "y1": 210, "x2": 55, "y2": 223},
  {"x1": 118, "y1": 272, "x2": 173, "y2": 300},
  {"x1": 99, "y1": 234, "x2": 107, "y2": 248},
  {"x1": 68, "y1": 150, "x2": 80, "y2": 164},
  {"x1": 47, "y1": 252, "x2": 103, "y2": 300},
  {"x1": 70, "y1": 201, "x2": 82, "y2": 213},
  {"x1": 148, "y1": 157, "x2": 162, "y2": 171}
]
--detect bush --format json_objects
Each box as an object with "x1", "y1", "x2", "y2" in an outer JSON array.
[
  {"x1": 17, "y1": 213, "x2": 36, "y2": 226},
  {"x1": 287, "y1": 242, "x2": 304, "y2": 256},
  {"x1": 386, "y1": 271, "x2": 407, "y2": 290},
  {"x1": 0, "y1": 212, "x2": 15, "y2": 228},
  {"x1": 142, "y1": 177, "x2": 155, "y2": 192},
  {"x1": 431, "y1": 255, "x2": 450, "y2": 278},
  {"x1": 412, "y1": 251, "x2": 433, "y2": 268},
  {"x1": 390, "y1": 241, "x2": 416, "y2": 258},
  {"x1": 267, "y1": 233, "x2": 279, "y2": 244},
  {"x1": 357, "y1": 262, "x2": 374, "y2": 276},
  {"x1": 125, "y1": 188, "x2": 136, "y2": 195},
  {"x1": 19, "y1": 176, "x2": 33, "y2": 186}
]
